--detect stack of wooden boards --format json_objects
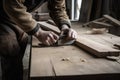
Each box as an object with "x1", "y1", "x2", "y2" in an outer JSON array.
[
  {"x1": 83, "y1": 15, "x2": 120, "y2": 36},
  {"x1": 38, "y1": 17, "x2": 120, "y2": 58}
]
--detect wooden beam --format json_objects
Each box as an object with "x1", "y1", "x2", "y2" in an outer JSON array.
[
  {"x1": 90, "y1": 21, "x2": 113, "y2": 28},
  {"x1": 38, "y1": 22, "x2": 60, "y2": 34},
  {"x1": 82, "y1": 18, "x2": 105, "y2": 27},
  {"x1": 75, "y1": 37, "x2": 120, "y2": 57},
  {"x1": 103, "y1": 15, "x2": 120, "y2": 27},
  {"x1": 47, "y1": 20, "x2": 56, "y2": 26}
]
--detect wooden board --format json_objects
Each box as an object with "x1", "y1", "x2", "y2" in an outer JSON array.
[
  {"x1": 47, "y1": 20, "x2": 56, "y2": 26},
  {"x1": 30, "y1": 56, "x2": 55, "y2": 77},
  {"x1": 82, "y1": 18, "x2": 106, "y2": 27},
  {"x1": 30, "y1": 37, "x2": 55, "y2": 78},
  {"x1": 38, "y1": 22, "x2": 60, "y2": 34},
  {"x1": 50, "y1": 47, "x2": 120, "y2": 75},
  {"x1": 103, "y1": 15, "x2": 120, "y2": 27},
  {"x1": 89, "y1": 21, "x2": 113, "y2": 28},
  {"x1": 37, "y1": 22, "x2": 120, "y2": 57},
  {"x1": 75, "y1": 36, "x2": 120, "y2": 57},
  {"x1": 30, "y1": 39, "x2": 120, "y2": 79},
  {"x1": 30, "y1": 22, "x2": 120, "y2": 80}
]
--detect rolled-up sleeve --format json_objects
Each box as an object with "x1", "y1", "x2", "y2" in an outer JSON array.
[
  {"x1": 48, "y1": 0, "x2": 71, "y2": 30},
  {"x1": 3, "y1": 0, "x2": 39, "y2": 34}
]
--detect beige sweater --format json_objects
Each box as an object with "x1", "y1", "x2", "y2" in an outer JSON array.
[{"x1": 3, "y1": 0, "x2": 71, "y2": 33}]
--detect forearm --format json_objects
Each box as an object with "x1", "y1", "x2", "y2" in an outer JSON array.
[
  {"x1": 48, "y1": 0, "x2": 71, "y2": 30},
  {"x1": 3, "y1": 0, "x2": 38, "y2": 34}
]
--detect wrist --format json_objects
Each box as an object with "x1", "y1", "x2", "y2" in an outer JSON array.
[
  {"x1": 34, "y1": 28, "x2": 41, "y2": 38},
  {"x1": 61, "y1": 24, "x2": 70, "y2": 30}
]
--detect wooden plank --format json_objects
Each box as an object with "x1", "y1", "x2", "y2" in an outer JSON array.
[
  {"x1": 30, "y1": 23, "x2": 120, "y2": 79},
  {"x1": 75, "y1": 36, "x2": 120, "y2": 57},
  {"x1": 37, "y1": 22, "x2": 120, "y2": 57},
  {"x1": 82, "y1": 18, "x2": 105, "y2": 27},
  {"x1": 81, "y1": 34, "x2": 115, "y2": 48},
  {"x1": 96, "y1": 34, "x2": 120, "y2": 48},
  {"x1": 31, "y1": 42, "x2": 120, "y2": 77},
  {"x1": 30, "y1": 48, "x2": 55, "y2": 77},
  {"x1": 81, "y1": 34, "x2": 120, "y2": 49},
  {"x1": 81, "y1": 34, "x2": 120, "y2": 63},
  {"x1": 34, "y1": 13, "x2": 51, "y2": 21},
  {"x1": 30, "y1": 38, "x2": 55, "y2": 77},
  {"x1": 38, "y1": 22, "x2": 60, "y2": 34},
  {"x1": 103, "y1": 15, "x2": 120, "y2": 27},
  {"x1": 47, "y1": 20, "x2": 56, "y2": 26},
  {"x1": 90, "y1": 21, "x2": 113, "y2": 28},
  {"x1": 48, "y1": 46, "x2": 120, "y2": 76}
]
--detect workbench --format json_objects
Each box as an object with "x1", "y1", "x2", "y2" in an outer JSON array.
[{"x1": 28, "y1": 22, "x2": 120, "y2": 80}]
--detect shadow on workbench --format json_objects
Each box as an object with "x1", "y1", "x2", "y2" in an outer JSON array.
[{"x1": 30, "y1": 74, "x2": 120, "y2": 80}]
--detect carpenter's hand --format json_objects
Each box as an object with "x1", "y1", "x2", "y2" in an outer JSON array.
[
  {"x1": 34, "y1": 28, "x2": 59, "y2": 46},
  {"x1": 61, "y1": 25, "x2": 77, "y2": 40}
]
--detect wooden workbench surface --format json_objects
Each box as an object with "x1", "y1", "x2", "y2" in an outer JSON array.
[{"x1": 30, "y1": 22, "x2": 120, "y2": 80}]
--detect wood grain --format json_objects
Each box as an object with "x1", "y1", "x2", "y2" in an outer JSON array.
[
  {"x1": 30, "y1": 23, "x2": 120, "y2": 79},
  {"x1": 31, "y1": 41, "x2": 120, "y2": 77},
  {"x1": 47, "y1": 20, "x2": 56, "y2": 26},
  {"x1": 30, "y1": 48, "x2": 55, "y2": 77},
  {"x1": 103, "y1": 15, "x2": 120, "y2": 27},
  {"x1": 38, "y1": 22, "x2": 60, "y2": 34},
  {"x1": 90, "y1": 21, "x2": 113, "y2": 28},
  {"x1": 37, "y1": 21, "x2": 120, "y2": 57},
  {"x1": 75, "y1": 36, "x2": 120, "y2": 57}
]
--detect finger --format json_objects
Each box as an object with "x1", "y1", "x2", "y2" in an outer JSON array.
[
  {"x1": 74, "y1": 32, "x2": 78, "y2": 39},
  {"x1": 71, "y1": 31, "x2": 75, "y2": 39},
  {"x1": 72, "y1": 30, "x2": 78, "y2": 39},
  {"x1": 68, "y1": 29, "x2": 72, "y2": 39},
  {"x1": 43, "y1": 37, "x2": 50, "y2": 46},
  {"x1": 69, "y1": 29, "x2": 78, "y2": 40},
  {"x1": 48, "y1": 33, "x2": 56, "y2": 44},
  {"x1": 44, "y1": 40, "x2": 50, "y2": 46},
  {"x1": 60, "y1": 31, "x2": 64, "y2": 36},
  {"x1": 47, "y1": 37, "x2": 53, "y2": 45},
  {"x1": 51, "y1": 32, "x2": 59, "y2": 40}
]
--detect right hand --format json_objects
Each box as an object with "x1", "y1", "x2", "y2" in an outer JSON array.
[{"x1": 34, "y1": 28, "x2": 59, "y2": 46}]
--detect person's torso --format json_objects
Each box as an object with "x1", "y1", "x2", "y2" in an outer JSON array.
[
  {"x1": 0, "y1": 0, "x2": 47, "y2": 21},
  {"x1": 24, "y1": 0, "x2": 47, "y2": 12}
]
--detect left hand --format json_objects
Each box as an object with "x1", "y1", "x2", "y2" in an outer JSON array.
[{"x1": 61, "y1": 24, "x2": 78, "y2": 40}]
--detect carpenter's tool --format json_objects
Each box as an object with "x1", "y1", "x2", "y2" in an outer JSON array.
[
  {"x1": 114, "y1": 44, "x2": 120, "y2": 49},
  {"x1": 38, "y1": 32, "x2": 75, "y2": 47},
  {"x1": 55, "y1": 31, "x2": 75, "y2": 46}
]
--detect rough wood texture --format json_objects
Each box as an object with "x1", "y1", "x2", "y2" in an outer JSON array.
[
  {"x1": 47, "y1": 20, "x2": 56, "y2": 26},
  {"x1": 37, "y1": 22, "x2": 120, "y2": 57},
  {"x1": 82, "y1": 15, "x2": 120, "y2": 36},
  {"x1": 103, "y1": 15, "x2": 120, "y2": 27},
  {"x1": 38, "y1": 22, "x2": 60, "y2": 34},
  {"x1": 81, "y1": 34, "x2": 120, "y2": 49},
  {"x1": 30, "y1": 56, "x2": 55, "y2": 77},
  {"x1": 30, "y1": 38, "x2": 55, "y2": 77},
  {"x1": 30, "y1": 22, "x2": 120, "y2": 80},
  {"x1": 82, "y1": 18, "x2": 106, "y2": 27},
  {"x1": 75, "y1": 36, "x2": 120, "y2": 57},
  {"x1": 30, "y1": 39, "x2": 120, "y2": 79},
  {"x1": 90, "y1": 21, "x2": 113, "y2": 28}
]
